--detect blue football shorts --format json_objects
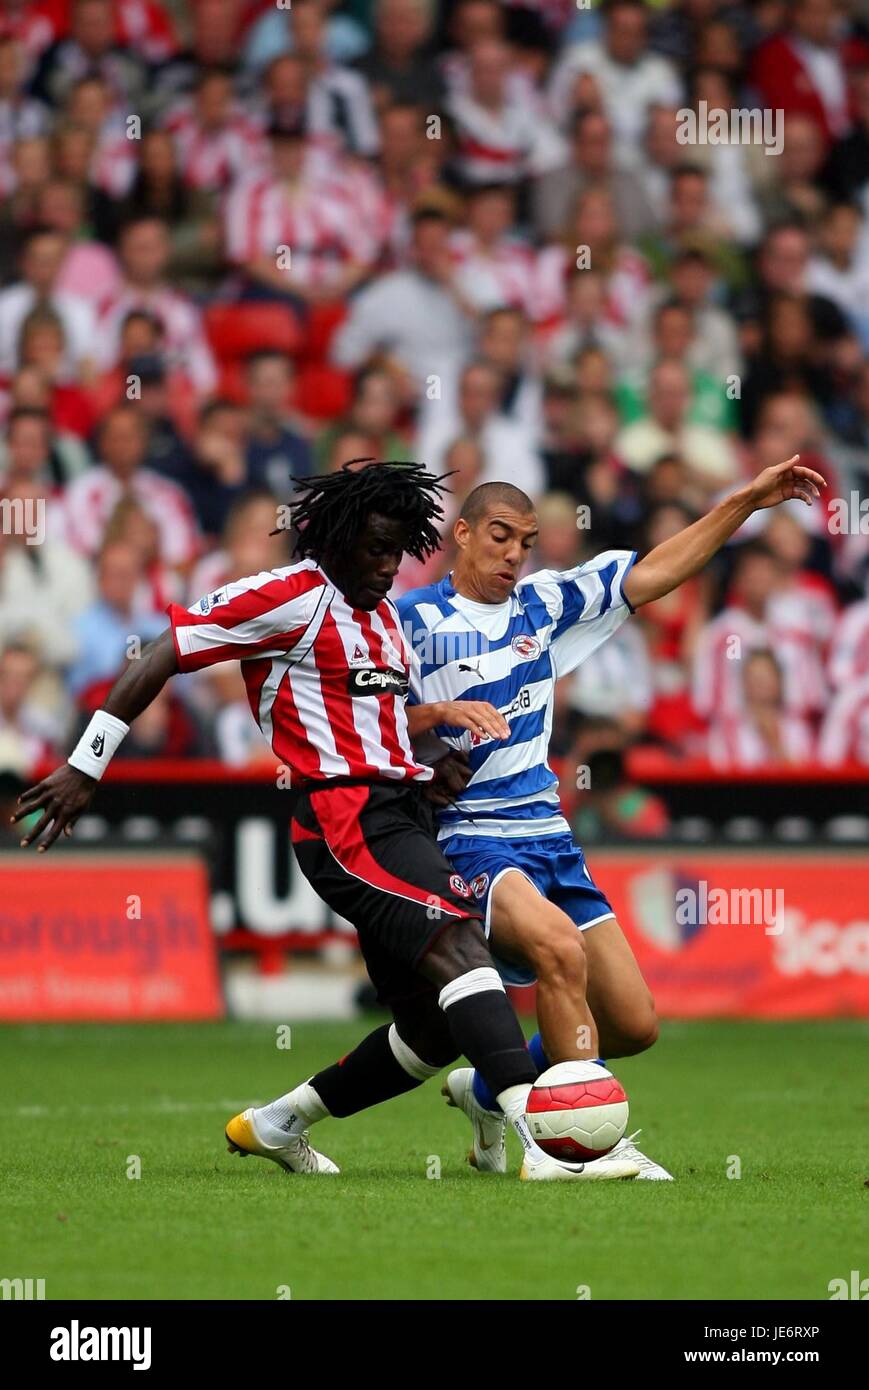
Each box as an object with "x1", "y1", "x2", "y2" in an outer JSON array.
[{"x1": 439, "y1": 832, "x2": 616, "y2": 986}]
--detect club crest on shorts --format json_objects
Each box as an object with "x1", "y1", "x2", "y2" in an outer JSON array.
[
  {"x1": 450, "y1": 873, "x2": 471, "y2": 898},
  {"x1": 469, "y1": 872, "x2": 490, "y2": 898},
  {"x1": 512, "y1": 634, "x2": 541, "y2": 660}
]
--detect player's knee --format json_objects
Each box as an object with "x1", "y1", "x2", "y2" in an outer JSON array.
[
  {"x1": 395, "y1": 1020, "x2": 458, "y2": 1072},
  {"x1": 525, "y1": 914, "x2": 587, "y2": 993},
  {"x1": 616, "y1": 1000, "x2": 659, "y2": 1055}
]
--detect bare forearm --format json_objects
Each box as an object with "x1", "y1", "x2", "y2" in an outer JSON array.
[
  {"x1": 407, "y1": 699, "x2": 510, "y2": 741},
  {"x1": 625, "y1": 487, "x2": 753, "y2": 609},
  {"x1": 407, "y1": 702, "x2": 445, "y2": 737},
  {"x1": 102, "y1": 629, "x2": 179, "y2": 725}
]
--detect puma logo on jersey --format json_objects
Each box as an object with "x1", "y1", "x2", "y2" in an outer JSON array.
[{"x1": 459, "y1": 661, "x2": 484, "y2": 681}]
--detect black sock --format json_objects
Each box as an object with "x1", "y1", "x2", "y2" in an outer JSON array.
[
  {"x1": 311, "y1": 1024, "x2": 421, "y2": 1117},
  {"x1": 441, "y1": 988, "x2": 536, "y2": 1096}
]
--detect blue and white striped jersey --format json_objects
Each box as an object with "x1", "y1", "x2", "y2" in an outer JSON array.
[{"x1": 397, "y1": 550, "x2": 637, "y2": 840}]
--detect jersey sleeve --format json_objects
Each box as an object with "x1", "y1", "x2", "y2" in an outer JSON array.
[
  {"x1": 167, "y1": 570, "x2": 327, "y2": 673},
  {"x1": 522, "y1": 550, "x2": 637, "y2": 679}
]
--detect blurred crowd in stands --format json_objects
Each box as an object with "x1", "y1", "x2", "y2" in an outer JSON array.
[{"x1": 1, "y1": 0, "x2": 869, "y2": 788}]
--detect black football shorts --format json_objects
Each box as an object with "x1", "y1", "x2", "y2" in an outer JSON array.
[{"x1": 290, "y1": 779, "x2": 483, "y2": 1006}]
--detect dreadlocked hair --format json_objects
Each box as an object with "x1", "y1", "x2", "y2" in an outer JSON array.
[{"x1": 282, "y1": 459, "x2": 452, "y2": 562}]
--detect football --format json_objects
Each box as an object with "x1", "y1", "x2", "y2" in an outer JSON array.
[{"x1": 526, "y1": 1061, "x2": 629, "y2": 1162}]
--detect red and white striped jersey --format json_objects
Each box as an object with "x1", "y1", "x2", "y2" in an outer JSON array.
[
  {"x1": 223, "y1": 162, "x2": 379, "y2": 289},
  {"x1": 819, "y1": 675, "x2": 869, "y2": 766},
  {"x1": 692, "y1": 597, "x2": 830, "y2": 722},
  {"x1": 447, "y1": 229, "x2": 540, "y2": 318},
  {"x1": 167, "y1": 558, "x2": 433, "y2": 786},
  {"x1": 97, "y1": 284, "x2": 217, "y2": 395},
  {"x1": 707, "y1": 712, "x2": 814, "y2": 769},
  {"x1": 63, "y1": 464, "x2": 200, "y2": 567},
  {"x1": 116, "y1": 0, "x2": 179, "y2": 64},
  {"x1": 534, "y1": 243, "x2": 654, "y2": 328},
  {"x1": 828, "y1": 599, "x2": 869, "y2": 690},
  {"x1": 162, "y1": 98, "x2": 267, "y2": 192},
  {"x1": 92, "y1": 124, "x2": 138, "y2": 198},
  {"x1": 444, "y1": 88, "x2": 567, "y2": 186}
]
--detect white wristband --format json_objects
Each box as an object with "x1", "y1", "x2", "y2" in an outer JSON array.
[{"x1": 68, "y1": 711, "x2": 130, "y2": 781}]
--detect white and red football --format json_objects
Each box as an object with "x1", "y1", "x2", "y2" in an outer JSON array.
[{"x1": 525, "y1": 1061, "x2": 629, "y2": 1161}]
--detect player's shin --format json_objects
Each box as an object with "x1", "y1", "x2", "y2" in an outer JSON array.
[
  {"x1": 308, "y1": 1022, "x2": 440, "y2": 1116},
  {"x1": 438, "y1": 968, "x2": 536, "y2": 1146}
]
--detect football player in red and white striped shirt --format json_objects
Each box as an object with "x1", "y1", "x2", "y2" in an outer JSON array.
[{"x1": 16, "y1": 462, "x2": 630, "y2": 1181}]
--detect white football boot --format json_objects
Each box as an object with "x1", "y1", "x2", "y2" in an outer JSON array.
[
  {"x1": 520, "y1": 1149, "x2": 640, "y2": 1181},
  {"x1": 600, "y1": 1130, "x2": 674, "y2": 1180},
  {"x1": 225, "y1": 1107, "x2": 339, "y2": 1174},
  {"x1": 442, "y1": 1067, "x2": 507, "y2": 1173}
]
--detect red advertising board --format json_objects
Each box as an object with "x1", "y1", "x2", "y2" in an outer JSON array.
[
  {"x1": 586, "y1": 849, "x2": 869, "y2": 1018},
  {"x1": 0, "y1": 853, "x2": 224, "y2": 1021}
]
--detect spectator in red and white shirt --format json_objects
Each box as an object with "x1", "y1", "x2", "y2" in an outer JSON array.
[
  {"x1": 0, "y1": 1, "x2": 63, "y2": 67},
  {"x1": 113, "y1": 0, "x2": 179, "y2": 65},
  {"x1": 535, "y1": 183, "x2": 654, "y2": 330},
  {"x1": 828, "y1": 597, "x2": 869, "y2": 690},
  {"x1": 707, "y1": 648, "x2": 815, "y2": 769},
  {"x1": 446, "y1": 37, "x2": 567, "y2": 186},
  {"x1": 162, "y1": 67, "x2": 266, "y2": 194},
  {"x1": 819, "y1": 674, "x2": 869, "y2": 765},
  {"x1": 5, "y1": 0, "x2": 180, "y2": 67},
  {"x1": 224, "y1": 113, "x2": 379, "y2": 305},
  {"x1": 62, "y1": 403, "x2": 199, "y2": 567},
  {"x1": 762, "y1": 506, "x2": 838, "y2": 701},
  {"x1": 692, "y1": 542, "x2": 790, "y2": 721},
  {"x1": 447, "y1": 182, "x2": 539, "y2": 320},
  {"x1": 97, "y1": 215, "x2": 217, "y2": 395}
]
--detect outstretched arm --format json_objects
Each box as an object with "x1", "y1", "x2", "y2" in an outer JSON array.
[
  {"x1": 623, "y1": 456, "x2": 825, "y2": 610},
  {"x1": 407, "y1": 700, "x2": 510, "y2": 742},
  {"x1": 13, "y1": 629, "x2": 178, "y2": 851}
]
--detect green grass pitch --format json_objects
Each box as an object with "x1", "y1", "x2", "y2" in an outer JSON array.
[{"x1": 2, "y1": 1019, "x2": 866, "y2": 1301}]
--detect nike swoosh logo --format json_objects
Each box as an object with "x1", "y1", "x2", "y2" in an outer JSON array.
[{"x1": 91, "y1": 733, "x2": 106, "y2": 757}]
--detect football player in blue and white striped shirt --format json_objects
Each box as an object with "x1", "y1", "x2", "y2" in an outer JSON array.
[{"x1": 399, "y1": 459, "x2": 824, "y2": 1178}]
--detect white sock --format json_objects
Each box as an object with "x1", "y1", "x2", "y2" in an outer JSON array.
[
  {"x1": 496, "y1": 1083, "x2": 537, "y2": 1157},
  {"x1": 254, "y1": 1081, "x2": 329, "y2": 1141}
]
